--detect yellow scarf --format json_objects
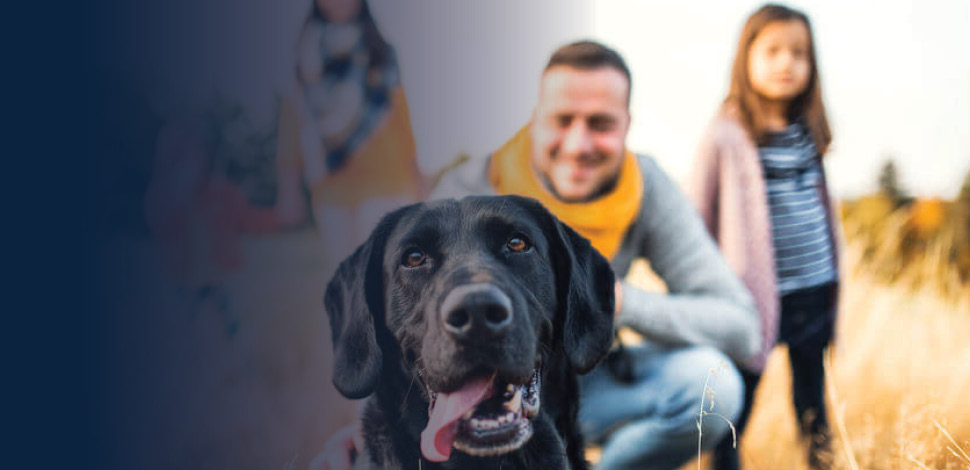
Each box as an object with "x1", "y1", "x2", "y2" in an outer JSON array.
[{"x1": 489, "y1": 126, "x2": 643, "y2": 260}]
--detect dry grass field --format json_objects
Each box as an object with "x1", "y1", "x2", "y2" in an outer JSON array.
[
  {"x1": 670, "y1": 191, "x2": 970, "y2": 470},
  {"x1": 614, "y1": 244, "x2": 970, "y2": 470},
  {"x1": 731, "y1": 252, "x2": 970, "y2": 470}
]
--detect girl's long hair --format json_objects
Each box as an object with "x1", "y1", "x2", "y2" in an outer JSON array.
[{"x1": 725, "y1": 3, "x2": 832, "y2": 155}]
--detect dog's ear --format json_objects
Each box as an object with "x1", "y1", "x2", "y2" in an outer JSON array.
[
  {"x1": 324, "y1": 206, "x2": 412, "y2": 398},
  {"x1": 515, "y1": 196, "x2": 616, "y2": 374}
]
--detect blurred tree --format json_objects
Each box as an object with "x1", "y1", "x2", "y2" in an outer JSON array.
[
  {"x1": 954, "y1": 169, "x2": 970, "y2": 282},
  {"x1": 877, "y1": 158, "x2": 912, "y2": 208},
  {"x1": 955, "y1": 169, "x2": 970, "y2": 240},
  {"x1": 959, "y1": 169, "x2": 970, "y2": 207}
]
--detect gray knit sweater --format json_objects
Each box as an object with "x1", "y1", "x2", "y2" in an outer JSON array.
[{"x1": 430, "y1": 153, "x2": 761, "y2": 364}]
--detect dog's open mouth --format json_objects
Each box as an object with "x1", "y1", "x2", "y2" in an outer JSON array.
[{"x1": 420, "y1": 369, "x2": 541, "y2": 462}]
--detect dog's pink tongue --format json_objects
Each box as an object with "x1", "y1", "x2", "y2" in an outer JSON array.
[{"x1": 420, "y1": 376, "x2": 492, "y2": 462}]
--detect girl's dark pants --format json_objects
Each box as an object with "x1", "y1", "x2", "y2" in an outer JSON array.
[{"x1": 713, "y1": 282, "x2": 836, "y2": 470}]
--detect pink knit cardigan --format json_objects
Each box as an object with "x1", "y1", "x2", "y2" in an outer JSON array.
[{"x1": 686, "y1": 111, "x2": 843, "y2": 372}]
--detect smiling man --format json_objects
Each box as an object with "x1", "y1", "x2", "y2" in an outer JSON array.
[{"x1": 430, "y1": 41, "x2": 761, "y2": 470}]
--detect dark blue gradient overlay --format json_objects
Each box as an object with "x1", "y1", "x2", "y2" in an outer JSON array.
[{"x1": 85, "y1": 1, "x2": 588, "y2": 469}]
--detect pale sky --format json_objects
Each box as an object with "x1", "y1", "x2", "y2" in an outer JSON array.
[{"x1": 146, "y1": 0, "x2": 970, "y2": 198}]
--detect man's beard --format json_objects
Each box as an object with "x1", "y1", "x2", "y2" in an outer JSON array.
[
  {"x1": 532, "y1": 152, "x2": 626, "y2": 204},
  {"x1": 535, "y1": 165, "x2": 621, "y2": 204}
]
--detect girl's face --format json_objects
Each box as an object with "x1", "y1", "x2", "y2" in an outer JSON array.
[{"x1": 747, "y1": 19, "x2": 812, "y2": 102}]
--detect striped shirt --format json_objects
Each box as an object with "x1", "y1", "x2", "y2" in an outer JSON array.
[{"x1": 759, "y1": 122, "x2": 837, "y2": 294}]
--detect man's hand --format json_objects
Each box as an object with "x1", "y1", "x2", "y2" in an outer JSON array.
[
  {"x1": 310, "y1": 422, "x2": 364, "y2": 470},
  {"x1": 614, "y1": 280, "x2": 624, "y2": 317}
]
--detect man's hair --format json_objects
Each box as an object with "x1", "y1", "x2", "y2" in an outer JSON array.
[{"x1": 544, "y1": 40, "x2": 632, "y2": 105}]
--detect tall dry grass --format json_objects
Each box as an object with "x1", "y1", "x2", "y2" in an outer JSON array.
[
  {"x1": 709, "y1": 193, "x2": 970, "y2": 469},
  {"x1": 735, "y1": 240, "x2": 970, "y2": 470},
  {"x1": 634, "y1": 213, "x2": 970, "y2": 470}
]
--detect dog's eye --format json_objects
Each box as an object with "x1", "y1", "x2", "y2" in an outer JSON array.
[
  {"x1": 402, "y1": 249, "x2": 427, "y2": 268},
  {"x1": 506, "y1": 235, "x2": 531, "y2": 253}
]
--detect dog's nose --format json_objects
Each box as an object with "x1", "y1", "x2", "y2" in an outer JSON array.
[{"x1": 440, "y1": 283, "x2": 513, "y2": 340}]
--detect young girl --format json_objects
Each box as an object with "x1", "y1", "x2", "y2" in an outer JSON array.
[
  {"x1": 274, "y1": 0, "x2": 426, "y2": 266},
  {"x1": 687, "y1": 4, "x2": 842, "y2": 469}
]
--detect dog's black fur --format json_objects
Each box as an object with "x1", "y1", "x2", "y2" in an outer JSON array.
[{"x1": 324, "y1": 195, "x2": 615, "y2": 469}]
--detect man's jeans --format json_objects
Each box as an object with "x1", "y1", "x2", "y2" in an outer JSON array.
[{"x1": 579, "y1": 343, "x2": 744, "y2": 470}]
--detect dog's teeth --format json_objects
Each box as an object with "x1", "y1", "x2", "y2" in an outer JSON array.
[
  {"x1": 506, "y1": 383, "x2": 515, "y2": 394},
  {"x1": 471, "y1": 418, "x2": 480, "y2": 427},
  {"x1": 504, "y1": 388, "x2": 523, "y2": 414},
  {"x1": 498, "y1": 415, "x2": 506, "y2": 424},
  {"x1": 463, "y1": 409, "x2": 475, "y2": 419}
]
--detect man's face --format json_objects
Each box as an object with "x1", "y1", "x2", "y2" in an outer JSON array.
[{"x1": 530, "y1": 66, "x2": 631, "y2": 203}]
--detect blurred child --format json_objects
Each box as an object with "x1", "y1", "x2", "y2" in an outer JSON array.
[
  {"x1": 272, "y1": 0, "x2": 427, "y2": 458},
  {"x1": 273, "y1": 0, "x2": 425, "y2": 265},
  {"x1": 144, "y1": 120, "x2": 280, "y2": 334},
  {"x1": 687, "y1": 4, "x2": 843, "y2": 468}
]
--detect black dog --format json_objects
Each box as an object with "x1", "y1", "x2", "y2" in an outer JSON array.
[{"x1": 324, "y1": 195, "x2": 615, "y2": 469}]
